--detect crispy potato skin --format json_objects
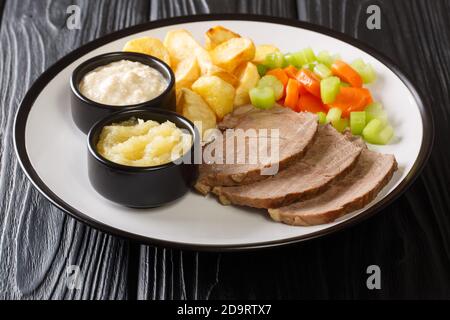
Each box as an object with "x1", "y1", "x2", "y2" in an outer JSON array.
[
  {"x1": 252, "y1": 44, "x2": 280, "y2": 64},
  {"x1": 123, "y1": 37, "x2": 171, "y2": 66},
  {"x1": 205, "y1": 26, "x2": 240, "y2": 50},
  {"x1": 178, "y1": 88, "x2": 217, "y2": 139},
  {"x1": 209, "y1": 66, "x2": 240, "y2": 87},
  {"x1": 175, "y1": 57, "x2": 200, "y2": 89},
  {"x1": 210, "y1": 38, "x2": 256, "y2": 73},
  {"x1": 191, "y1": 76, "x2": 236, "y2": 120},
  {"x1": 164, "y1": 29, "x2": 214, "y2": 74}
]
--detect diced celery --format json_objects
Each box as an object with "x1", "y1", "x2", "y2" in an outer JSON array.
[
  {"x1": 249, "y1": 87, "x2": 276, "y2": 109},
  {"x1": 309, "y1": 63, "x2": 317, "y2": 70},
  {"x1": 326, "y1": 107, "x2": 342, "y2": 124},
  {"x1": 314, "y1": 63, "x2": 332, "y2": 78},
  {"x1": 257, "y1": 75, "x2": 284, "y2": 100},
  {"x1": 317, "y1": 51, "x2": 333, "y2": 67},
  {"x1": 320, "y1": 76, "x2": 341, "y2": 104},
  {"x1": 289, "y1": 47, "x2": 316, "y2": 68},
  {"x1": 350, "y1": 111, "x2": 366, "y2": 135},
  {"x1": 362, "y1": 118, "x2": 384, "y2": 144},
  {"x1": 302, "y1": 47, "x2": 316, "y2": 63},
  {"x1": 375, "y1": 125, "x2": 394, "y2": 145},
  {"x1": 317, "y1": 51, "x2": 340, "y2": 67},
  {"x1": 332, "y1": 118, "x2": 349, "y2": 133},
  {"x1": 361, "y1": 103, "x2": 394, "y2": 144},
  {"x1": 362, "y1": 64, "x2": 376, "y2": 83},
  {"x1": 303, "y1": 63, "x2": 316, "y2": 70},
  {"x1": 340, "y1": 82, "x2": 351, "y2": 88},
  {"x1": 257, "y1": 64, "x2": 268, "y2": 77},
  {"x1": 362, "y1": 119, "x2": 394, "y2": 145},
  {"x1": 290, "y1": 51, "x2": 306, "y2": 67},
  {"x1": 351, "y1": 58, "x2": 366, "y2": 71},
  {"x1": 351, "y1": 59, "x2": 377, "y2": 84},
  {"x1": 264, "y1": 52, "x2": 284, "y2": 69},
  {"x1": 317, "y1": 111, "x2": 327, "y2": 124},
  {"x1": 365, "y1": 102, "x2": 383, "y2": 113},
  {"x1": 365, "y1": 102, "x2": 388, "y2": 125},
  {"x1": 284, "y1": 53, "x2": 297, "y2": 67}
]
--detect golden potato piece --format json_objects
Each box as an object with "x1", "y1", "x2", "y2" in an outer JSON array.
[
  {"x1": 205, "y1": 25, "x2": 240, "y2": 50},
  {"x1": 175, "y1": 57, "x2": 200, "y2": 89},
  {"x1": 163, "y1": 29, "x2": 195, "y2": 65},
  {"x1": 178, "y1": 88, "x2": 217, "y2": 139},
  {"x1": 210, "y1": 37, "x2": 256, "y2": 73},
  {"x1": 163, "y1": 29, "x2": 214, "y2": 74},
  {"x1": 209, "y1": 66, "x2": 239, "y2": 87},
  {"x1": 252, "y1": 44, "x2": 280, "y2": 64},
  {"x1": 123, "y1": 37, "x2": 171, "y2": 66},
  {"x1": 233, "y1": 61, "x2": 249, "y2": 77},
  {"x1": 192, "y1": 76, "x2": 235, "y2": 120},
  {"x1": 234, "y1": 62, "x2": 260, "y2": 107}
]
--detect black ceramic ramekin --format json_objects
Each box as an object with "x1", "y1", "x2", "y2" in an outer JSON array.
[
  {"x1": 87, "y1": 109, "x2": 199, "y2": 208},
  {"x1": 70, "y1": 52, "x2": 176, "y2": 134}
]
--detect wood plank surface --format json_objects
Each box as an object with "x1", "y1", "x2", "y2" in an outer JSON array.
[
  {"x1": 0, "y1": 0, "x2": 449, "y2": 300},
  {"x1": 0, "y1": 0, "x2": 150, "y2": 299}
]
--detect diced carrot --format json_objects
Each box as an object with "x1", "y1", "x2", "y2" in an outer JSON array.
[
  {"x1": 284, "y1": 78, "x2": 299, "y2": 110},
  {"x1": 298, "y1": 82, "x2": 309, "y2": 95},
  {"x1": 266, "y1": 68, "x2": 289, "y2": 86},
  {"x1": 331, "y1": 60, "x2": 363, "y2": 88},
  {"x1": 297, "y1": 93, "x2": 327, "y2": 113},
  {"x1": 344, "y1": 87, "x2": 373, "y2": 106},
  {"x1": 360, "y1": 87, "x2": 373, "y2": 105},
  {"x1": 328, "y1": 87, "x2": 371, "y2": 117},
  {"x1": 284, "y1": 65, "x2": 298, "y2": 79},
  {"x1": 296, "y1": 69, "x2": 321, "y2": 98}
]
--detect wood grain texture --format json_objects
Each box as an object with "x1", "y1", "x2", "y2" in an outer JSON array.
[
  {"x1": 1, "y1": 0, "x2": 449, "y2": 300},
  {"x1": 0, "y1": 0, "x2": 150, "y2": 299},
  {"x1": 148, "y1": 0, "x2": 297, "y2": 19}
]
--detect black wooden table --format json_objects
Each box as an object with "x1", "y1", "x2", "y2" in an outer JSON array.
[{"x1": 0, "y1": 0, "x2": 448, "y2": 300}]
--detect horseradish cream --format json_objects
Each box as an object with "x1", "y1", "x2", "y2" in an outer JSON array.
[{"x1": 79, "y1": 60, "x2": 167, "y2": 106}]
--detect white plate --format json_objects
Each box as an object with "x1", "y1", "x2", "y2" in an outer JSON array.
[{"x1": 14, "y1": 15, "x2": 433, "y2": 250}]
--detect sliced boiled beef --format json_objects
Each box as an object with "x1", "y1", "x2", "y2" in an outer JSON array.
[
  {"x1": 195, "y1": 105, "x2": 318, "y2": 194},
  {"x1": 212, "y1": 124, "x2": 362, "y2": 208},
  {"x1": 268, "y1": 149, "x2": 397, "y2": 226}
]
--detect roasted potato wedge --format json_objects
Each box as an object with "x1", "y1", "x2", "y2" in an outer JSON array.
[
  {"x1": 234, "y1": 62, "x2": 260, "y2": 107},
  {"x1": 209, "y1": 66, "x2": 239, "y2": 87},
  {"x1": 178, "y1": 88, "x2": 217, "y2": 139},
  {"x1": 252, "y1": 44, "x2": 280, "y2": 64},
  {"x1": 163, "y1": 29, "x2": 214, "y2": 74},
  {"x1": 192, "y1": 76, "x2": 235, "y2": 120},
  {"x1": 210, "y1": 37, "x2": 256, "y2": 73},
  {"x1": 205, "y1": 25, "x2": 240, "y2": 50},
  {"x1": 175, "y1": 57, "x2": 200, "y2": 89},
  {"x1": 122, "y1": 37, "x2": 171, "y2": 66}
]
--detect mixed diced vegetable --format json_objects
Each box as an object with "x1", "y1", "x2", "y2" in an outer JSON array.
[{"x1": 251, "y1": 47, "x2": 394, "y2": 145}]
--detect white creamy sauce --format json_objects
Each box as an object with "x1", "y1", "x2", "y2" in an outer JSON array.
[{"x1": 79, "y1": 60, "x2": 168, "y2": 106}]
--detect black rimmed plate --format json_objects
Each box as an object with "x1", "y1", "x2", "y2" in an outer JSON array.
[{"x1": 13, "y1": 15, "x2": 433, "y2": 251}]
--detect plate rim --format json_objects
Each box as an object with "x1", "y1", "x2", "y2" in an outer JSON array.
[{"x1": 13, "y1": 14, "x2": 434, "y2": 252}]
